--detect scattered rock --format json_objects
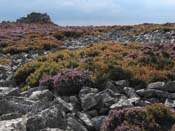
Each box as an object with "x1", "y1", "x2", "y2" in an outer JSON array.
[
  {"x1": 80, "y1": 93, "x2": 98, "y2": 111},
  {"x1": 67, "y1": 117, "x2": 88, "y2": 131},
  {"x1": 26, "y1": 105, "x2": 67, "y2": 131},
  {"x1": 29, "y1": 90, "x2": 53, "y2": 102},
  {"x1": 79, "y1": 86, "x2": 98, "y2": 97},
  {"x1": 164, "y1": 81, "x2": 175, "y2": 92},
  {"x1": 110, "y1": 97, "x2": 140, "y2": 109},
  {"x1": 115, "y1": 80, "x2": 129, "y2": 87},
  {"x1": 147, "y1": 81, "x2": 165, "y2": 90},
  {"x1": 136, "y1": 89, "x2": 169, "y2": 98},
  {"x1": 77, "y1": 112, "x2": 94, "y2": 130},
  {"x1": 124, "y1": 87, "x2": 139, "y2": 98},
  {"x1": 165, "y1": 99, "x2": 175, "y2": 109}
]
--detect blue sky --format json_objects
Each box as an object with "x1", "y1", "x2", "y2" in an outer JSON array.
[{"x1": 0, "y1": 0, "x2": 175, "y2": 26}]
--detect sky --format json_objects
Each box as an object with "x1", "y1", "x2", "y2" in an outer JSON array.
[{"x1": 0, "y1": 0, "x2": 175, "y2": 26}]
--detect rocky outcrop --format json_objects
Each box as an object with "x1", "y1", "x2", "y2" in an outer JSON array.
[{"x1": 16, "y1": 12, "x2": 53, "y2": 24}]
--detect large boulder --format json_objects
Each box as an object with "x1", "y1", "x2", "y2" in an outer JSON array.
[
  {"x1": 147, "y1": 81, "x2": 175, "y2": 93},
  {"x1": 26, "y1": 105, "x2": 67, "y2": 131},
  {"x1": 94, "y1": 89, "x2": 122, "y2": 112},
  {"x1": 0, "y1": 97, "x2": 34, "y2": 115},
  {"x1": 29, "y1": 90, "x2": 53, "y2": 102},
  {"x1": 67, "y1": 117, "x2": 88, "y2": 131},
  {"x1": 110, "y1": 97, "x2": 140, "y2": 109},
  {"x1": 136, "y1": 89, "x2": 169, "y2": 98},
  {"x1": 77, "y1": 112, "x2": 94, "y2": 130},
  {"x1": 80, "y1": 92, "x2": 98, "y2": 111},
  {"x1": 0, "y1": 118, "x2": 26, "y2": 131}
]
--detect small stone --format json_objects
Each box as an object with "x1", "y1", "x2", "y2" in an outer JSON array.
[
  {"x1": 115, "y1": 80, "x2": 129, "y2": 87},
  {"x1": 165, "y1": 99, "x2": 175, "y2": 109},
  {"x1": 110, "y1": 97, "x2": 140, "y2": 109},
  {"x1": 147, "y1": 82, "x2": 165, "y2": 90},
  {"x1": 124, "y1": 87, "x2": 139, "y2": 98}
]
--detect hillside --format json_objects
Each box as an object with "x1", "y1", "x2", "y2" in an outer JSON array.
[{"x1": 1, "y1": 13, "x2": 175, "y2": 131}]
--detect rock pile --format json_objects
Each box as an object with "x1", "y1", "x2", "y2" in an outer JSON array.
[{"x1": 0, "y1": 78, "x2": 175, "y2": 131}]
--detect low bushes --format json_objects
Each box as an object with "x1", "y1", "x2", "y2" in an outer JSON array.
[
  {"x1": 40, "y1": 68, "x2": 92, "y2": 96},
  {"x1": 101, "y1": 104, "x2": 175, "y2": 131},
  {"x1": 2, "y1": 39, "x2": 64, "y2": 54},
  {"x1": 15, "y1": 42, "x2": 175, "y2": 89},
  {"x1": 54, "y1": 30, "x2": 83, "y2": 40}
]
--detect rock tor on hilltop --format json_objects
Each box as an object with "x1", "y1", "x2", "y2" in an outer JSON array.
[{"x1": 16, "y1": 12, "x2": 53, "y2": 24}]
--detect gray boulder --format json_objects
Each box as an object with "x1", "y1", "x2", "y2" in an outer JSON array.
[
  {"x1": 29, "y1": 90, "x2": 53, "y2": 102},
  {"x1": 80, "y1": 93, "x2": 98, "y2": 111},
  {"x1": 104, "y1": 80, "x2": 124, "y2": 93},
  {"x1": 67, "y1": 117, "x2": 88, "y2": 131},
  {"x1": 95, "y1": 89, "x2": 121, "y2": 108},
  {"x1": 164, "y1": 81, "x2": 175, "y2": 92},
  {"x1": 115, "y1": 80, "x2": 129, "y2": 87},
  {"x1": 79, "y1": 87, "x2": 98, "y2": 97},
  {"x1": 147, "y1": 82, "x2": 165, "y2": 90},
  {"x1": 77, "y1": 112, "x2": 93, "y2": 129},
  {"x1": 52, "y1": 97, "x2": 73, "y2": 112},
  {"x1": 0, "y1": 117, "x2": 26, "y2": 131},
  {"x1": 79, "y1": 87, "x2": 99, "y2": 111},
  {"x1": 110, "y1": 97, "x2": 140, "y2": 109},
  {"x1": 147, "y1": 81, "x2": 175, "y2": 93},
  {"x1": 136, "y1": 89, "x2": 169, "y2": 98},
  {"x1": 165, "y1": 99, "x2": 175, "y2": 109},
  {"x1": 0, "y1": 98, "x2": 33, "y2": 115},
  {"x1": 26, "y1": 105, "x2": 67, "y2": 131},
  {"x1": 0, "y1": 87, "x2": 20, "y2": 98},
  {"x1": 124, "y1": 87, "x2": 139, "y2": 98}
]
